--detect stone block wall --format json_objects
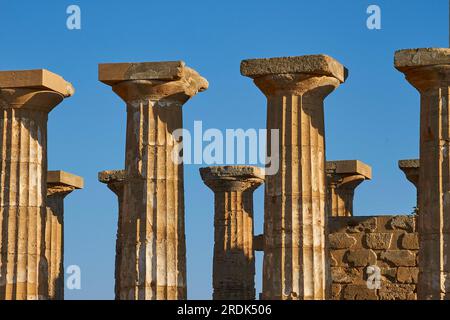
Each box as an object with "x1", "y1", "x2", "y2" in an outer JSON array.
[{"x1": 329, "y1": 215, "x2": 419, "y2": 300}]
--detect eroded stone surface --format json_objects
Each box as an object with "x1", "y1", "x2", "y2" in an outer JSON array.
[
  {"x1": 347, "y1": 217, "x2": 377, "y2": 233},
  {"x1": 380, "y1": 250, "x2": 416, "y2": 267},
  {"x1": 342, "y1": 285, "x2": 378, "y2": 300},
  {"x1": 345, "y1": 249, "x2": 377, "y2": 267},
  {"x1": 388, "y1": 216, "x2": 415, "y2": 232},
  {"x1": 329, "y1": 233, "x2": 357, "y2": 249},
  {"x1": 400, "y1": 233, "x2": 419, "y2": 250},
  {"x1": 363, "y1": 233, "x2": 393, "y2": 250},
  {"x1": 0, "y1": 69, "x2": 74, "y2": 97},
  {"x1": 329, "y1": 215, "x2": 419, "y2": 300},
  {"x1": 397, "y1": 267, "x2": 419, "y2": 284},
  {"x1": 240, "y1": 55, "x2": 347, "y2": 83},
  {"x1": 394, "y1": 48, "x2": 450, "y2": 71},
  {"x1": 378, "y1": 283, "x2": 416, "y2": 300},
  {"x1": 331, "y1": 267, "x2": 361, "y2": 284}
]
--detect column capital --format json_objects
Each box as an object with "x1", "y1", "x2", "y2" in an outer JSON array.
[
  {"x1": 398, "y1": 159, "x2": 419, "y2": 189},
  {"x1": 253, "y1": 234, "x2": 264, "y2": 252},
  {"x1": 326, "y1": 160, "x2": 372, "y2": 189},
  {"x1": 98, "y1": 170, "x2": 126, "y2": 197},
  {"x1": 200, "y1": 166, "x2": 264, "y2": 192},
  {"x1": 395, "y1": 48, "x2": 450, "y2": 92},
  {"x1": 47, "y1": 170, "x2": 84, "y2": 196},
  {"x1": 0, "y1": 69, "x2": 74, "y2": 113},
  {"x1": 98, "y1": 61, "x2": 208, "y2": 104},
  {"x1": 240, "y1": 55, "x2": 347, "y2": 96}
]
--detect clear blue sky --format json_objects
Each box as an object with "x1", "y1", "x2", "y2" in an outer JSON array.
[{"x1": 0, "y1": 0, "x2": 448, "y2": 300}]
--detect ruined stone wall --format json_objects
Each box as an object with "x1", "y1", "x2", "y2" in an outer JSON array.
[{"x1": 329, "y1": 215, "x2": 418, "y2": 300}]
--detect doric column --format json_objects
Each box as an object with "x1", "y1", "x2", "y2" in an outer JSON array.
[
  {"x1": 395, "y1": 48, "x2": 450, "y2": 300},
  {"x1": 99, "y1": 61, "x2": 208, "y2": 300},
  {"x1": 0, "y1": 69, "x2": 74, "y2": 300},
  {"x1": 46, "y1": 170, "x2": 83, "y2": 300},
  {"x1": 326, "y1": 160, "x2": 372, "y2": 217},
  {"x1": 398, "y1": 159, "x2": 419, "y2": 210},
  {"x1": 98, "y1": 169, "x2": 126, "y2": 300},
  {"x1": 200, "y1": 166, "x2": 264, "y2": 300},
  {"x1": 241, "y1": 55, "x2": 347, "y2": 300}
]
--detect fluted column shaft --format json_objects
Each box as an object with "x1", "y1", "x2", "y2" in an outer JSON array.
[
  {"x1": 264, "y1": 84, "x2": 328, "y2": 300},
  {"x1": 395, "y1": 48, "x2": 450, "y2": 300},
  {"x1": 45, "y1": 188, "x2": 70, "y2": 300},
  {"x1": 241, "y1": 55, "x2": 346, "y2": 300},
  {"x1": 0, "y1": 72, "x2": 73, "y2": 300},
  {"x1": 45, "y1": 171, "x2": 82, "y2": 301},
  {"x1": 418, "y1": 74, "x2": 450, "y2": 299},
  {"x1": 99, "y1": 61, "x2": 208, "y2": 300},
  {"x1": 0, "y1": 106, "x2": 47, "y2": 300},
  {"x1": 122, "y1": 98, "x2": 184, "y2": 300},
  {"x1": 327, "y1": 181, "x2": 355, "y2": 217},
  {"x1": 214, "y1": 188, "x2": 255, "y2": 299},
  {"x1": 200, "y1": 166, "x2": 264, "y2": 300}
]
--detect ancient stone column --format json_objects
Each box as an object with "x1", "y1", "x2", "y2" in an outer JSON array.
[
  {"x1": 46, "y1": 170, "x2": 83, "y2": 300},
  {"x1": 0, "y1": 69, "x2": 74, "y2": 300},
  {"x1": 398, "y1": 159, "x2": 419, "y2": 210},
  {"x1": 99, "y1": 61, "x2": 208, "y2": 300},
  {"x1": 241, "y1": 55, "x2": 347, "y2": 300},
  {"x1": 200, "y1": 166, "x2": 264, "y2": 300},
  {"x1": 326, "y1": 160, "x2": 372, "y2": 217},
  {"x1": 395, "y1": 48, "x2": 450, "y2": 300},
  {"x1": 98, "y1": 169, "x2": 126, "y2": 300}
]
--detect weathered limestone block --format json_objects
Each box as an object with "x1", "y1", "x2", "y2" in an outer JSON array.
[
  {"x1": 378, "y1": 283, "x2": 416, "y2": 300},
  {"x1": 380, "y1": 250, "x2": 416, "y2": 267},
  {"x1": 241, "y1": 55, "x2": 347, "y2": 300},
  {"x1": 331, "y1": 284, "x2": 342, "y2": 300},
  {"x1": 326, "y1": 160, "x2": 372, "y2": 217},
  {"x1": 382, "y1": 267, "x2": 398, "y2": 282},
  {"x1": 397, "y1": 267, "x2": 419, "y2": 284},
  {"x1": 46, "y1": 171, "x2": 83, "y2": 300},
  {"x1": 329, "y1": 215, "x2": 419, "y2": 300},
  {"x1": 330, "y1": 250, "x2": 347, "y2": 267},
  {"x1": 329, "y1": 233, "x2": 357, "y2": 249},
  {"x1": 331, "y1": 267, "x2": 361, "y2": 284},
  {"x1": 400, "y1": 233, "x2": 419, "y2": 250},
  {"x1": 395, "y1": 48, "x2": 450, "y2": 299},
  {"x1": 388, "y1": 216, "x2": 415, "y2": 233},
  {"x1": 345, "y1": 249, "x2": 377, "y2": 267},
  {"x1": 200, "y1": 166, "x2": 264, "y2": 300},
  {"x1": 0, "y1": 69, "x2": 73, "y2": 300},
  {"x1": 98, "y1": 170, "x2": 126, "y2": 300},
  {"x1": 346, "y1": 217, "x2": 377, "y2": 233},
  {"x1": 342, "y1": 285, "x2": 378, "y2": 300},
  {"x1": 363, "y1": 233, "x2": 393, "y2": 250},
  {"x1": 99, "y1": 61, "x2": 208, "y2": 300}
]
